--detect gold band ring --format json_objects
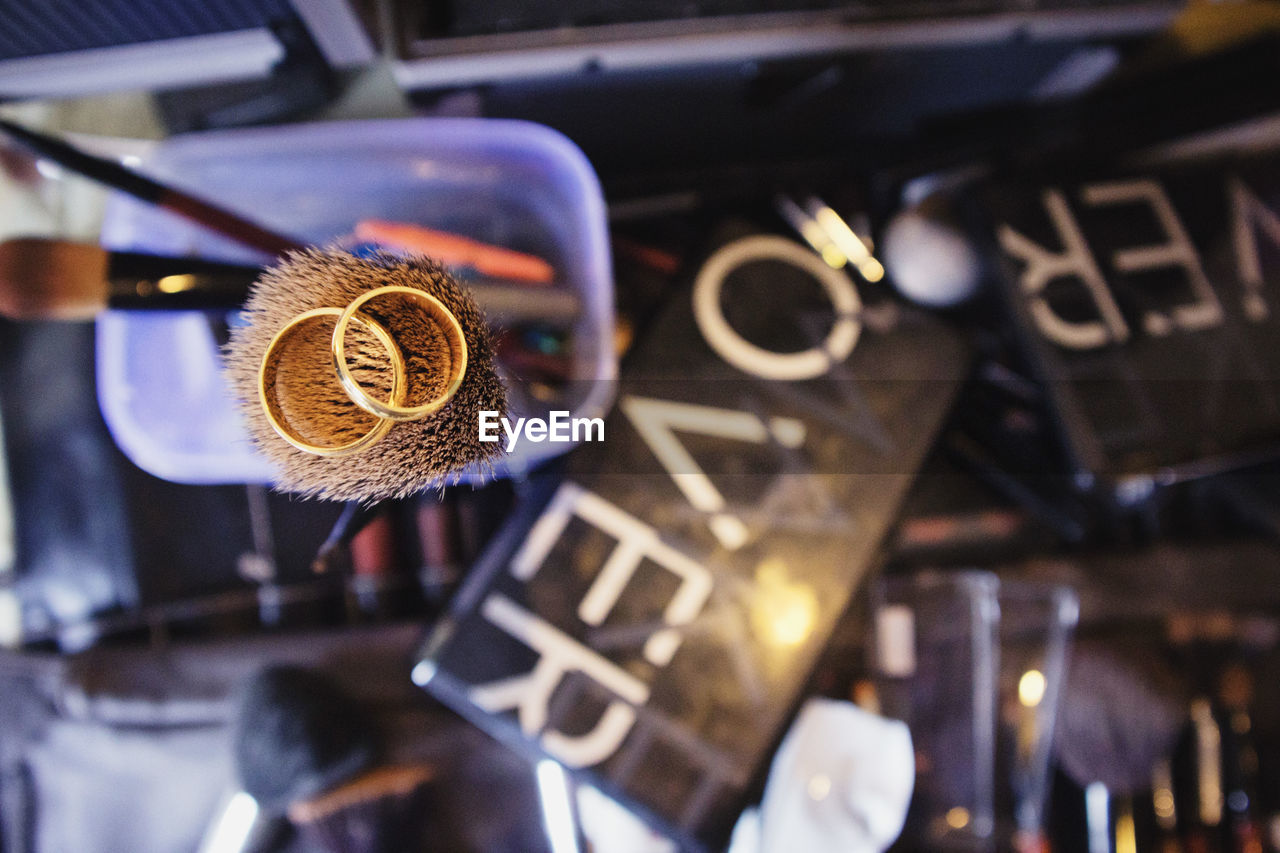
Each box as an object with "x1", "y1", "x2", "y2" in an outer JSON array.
[
  {"x1": 259, "y1": 307, "x2": 406, "y2": 457},
  {"x1": 331, "y1": 285, "x2": 468, "y2": 422}
]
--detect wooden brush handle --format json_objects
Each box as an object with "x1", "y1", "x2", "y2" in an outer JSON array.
[
  {"x1": 0, "y1": 238, "x2": 109, "y2": 320},
  {"x1": 160, "y1": 190, "x2": 305, "y2": 257},
  {"x1": 288, "y1": 764, "x2": 434, "y2": 824}
]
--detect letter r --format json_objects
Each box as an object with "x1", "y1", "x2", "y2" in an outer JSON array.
[
  {"x1": 511, "y1": 483, "x2": 713, "y2": 667},
  {"x1": 997, "y1": 188, "x2": 1130, "y2": 350}
]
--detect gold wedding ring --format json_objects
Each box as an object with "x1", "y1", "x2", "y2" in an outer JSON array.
[
  {"x1": 258, "y1": 306, "x2": 407, "y2": 457},
  {"x1": 331, "y1": 285, "x2": 468, "y2": 422}
]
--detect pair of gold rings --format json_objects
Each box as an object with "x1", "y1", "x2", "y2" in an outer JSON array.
[{"x1": 258, "y1": 285, "x2": 468, "y2": 457}]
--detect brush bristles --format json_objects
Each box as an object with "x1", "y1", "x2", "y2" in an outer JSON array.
[{"x1": 224, "y1": 249, "x2": 507, "y2": 502}]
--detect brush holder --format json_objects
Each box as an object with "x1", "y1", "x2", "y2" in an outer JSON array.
[{"x1": 96, "y1": 118, "x2": 615, "y2": 486}]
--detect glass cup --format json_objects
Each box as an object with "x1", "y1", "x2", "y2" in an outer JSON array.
[{"x1": 871, "y1": 570, "x2": 1078, "y2": 852}]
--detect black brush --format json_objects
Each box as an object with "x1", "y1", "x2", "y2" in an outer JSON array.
[
  {"x1": 288, "y1": 764, "x2": 436, "y2": 853},
  {"x1": 1056, "y1": 639, "x2": 1188, "y2": 796},
  {"x1": 233, "y1": 666, "x2": 379, "y2": 815}
]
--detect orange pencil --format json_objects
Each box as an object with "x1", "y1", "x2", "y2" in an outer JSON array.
[{"x1": 354, "y1": 219, "x2": 554, "y2": 285}]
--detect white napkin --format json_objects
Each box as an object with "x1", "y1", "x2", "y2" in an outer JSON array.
[{"x1": 742, "y1": 698, "x2": 915, "y2": 853}]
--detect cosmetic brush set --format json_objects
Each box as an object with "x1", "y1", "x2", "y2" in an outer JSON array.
[{"x1": 0, "y1": 119, "x2": 589, "y2": 501}]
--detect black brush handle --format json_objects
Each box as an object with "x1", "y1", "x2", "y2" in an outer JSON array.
[
  {"x1": 105, "y1": 252, "x2": 259, "y2": 310},
  {"x1": 104, "y1": 252, "x2": 580, "y2": 321}
]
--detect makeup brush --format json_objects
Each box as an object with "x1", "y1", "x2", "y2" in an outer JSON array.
[
  {"x1": 1055, "y1": 639, "x2": 1189, "y2": 853},
  {"x1": 1056, "y1": 640, "x2": 1188, "y2": 796},
  {"x1": 0, "y1": 237, "x2": 580, "y2": 324},
  {"x1": 229, "y1": 666, "x2": 440, "y2": 853},
  {"x1": 288, "y1": 763, "x2": 436, "y2": 853},
  {"x1": 0, "y1": 237, "x2": 262, "y2": 319},
  {"x1": 0, "y1": 118, "x2": 304, "y2": 256},
  {"x1": 219, "y1": 665, "x2": 380, "y2": 853},
  {"x1": 233, "y1": 666, "x2": 379, "y2": 817},
  {"x1": 223, "y1": 248, "x2": 508, "y2": 502}
]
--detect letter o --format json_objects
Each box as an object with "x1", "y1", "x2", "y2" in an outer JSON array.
[{"x1": 692, "y1": 235, "x2": 861, "y2": 380}]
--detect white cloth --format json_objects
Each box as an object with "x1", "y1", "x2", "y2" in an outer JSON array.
[{"x1": 752, "y1": 698, "x2": 914, "y2": 853}]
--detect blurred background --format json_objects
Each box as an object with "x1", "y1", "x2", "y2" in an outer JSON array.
[{"x1": 3, "y1": 1, "x2": 1280, "y2": 851}]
